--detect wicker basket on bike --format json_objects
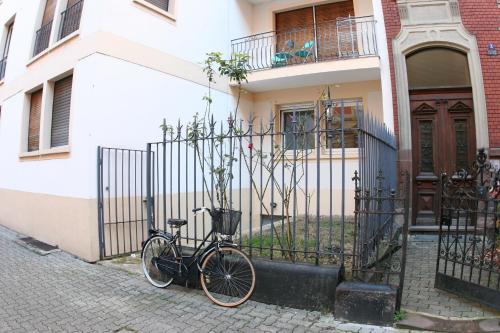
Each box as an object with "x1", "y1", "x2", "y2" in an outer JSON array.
[{"x1": 211, "y1": 208, "x2": 241, "y2": 235}]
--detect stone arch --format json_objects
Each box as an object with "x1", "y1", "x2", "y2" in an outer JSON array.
[{"x1": 392, "y1": 20, "x2": 489, "y2": 168}]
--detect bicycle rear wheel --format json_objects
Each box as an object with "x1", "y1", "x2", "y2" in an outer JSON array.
[
  {"x1": 200, "y1": 246, "x2": 256, "y2": 307},
  {"x1": 141, "y1": 235, "x2": 177, "y2": 288}
]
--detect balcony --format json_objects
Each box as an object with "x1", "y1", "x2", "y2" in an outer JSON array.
[
  {"x1": 59, "y1": 0, "x2": 84, "y2": 40},
  {"x1": 231, "y1": 16, "x2": 380, "y2": 92},
  {"x1": 33, "y1": 21, "x2": 53, "y2": 57}
]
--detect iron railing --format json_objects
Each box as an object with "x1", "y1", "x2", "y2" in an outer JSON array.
[
  {"x1": 436, "y1": 149, "x2": 500, "y2": 309},
  {"x1": 97, "y1": 147, "x2": 151, "y2": 259},
  {"x1": 33, "y1": 20, "x2": 53, "y2": 57},
  {"x1": 140, "y1": 97, "x2": 396, "y2": 268},
  {"x1": 352, "y1": 170, "x2": 410, "y2": 309},
  {"x1": 0, "y1": 57, "x2": 6, "y2": 81},
  {"x1": 59, "y1": 0, "x2": 84, "y2": 40},
  {"x1": 231, "y1": 16, "x2": 377, "y2": 71}
]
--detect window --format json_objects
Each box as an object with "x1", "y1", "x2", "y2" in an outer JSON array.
[
  {"x1": 33, "y1": 0, "x2": 56, "y2": 56},
  {"x1": 28, "y1": 89, "x2": 43, "y2": 152},
  {"x1": 23, "y1": 75, "x2": 73, "y2": 156},
  {"x1": 275, "y1": 1, "x2": 355, "y2": 60},
  {"x1": 325, "y1": 100, "x2": 361, "y2": 149},
  {"x1": 144, "y1": 0, "x2": 169, "y2": 12},
  {"x1": 134, "y1": 0, "x2": 175, "y2": 19},
  {"x1": 281, "y1": 106, "x2": 315, "y2": 150},
  {"x1": 59, "y1": 0, "x2": 84, "y2": 40},
  {"x1": 50, "y1": 75, "x2": 73, "y2": 147},
  {"x1": 406, "y1": 48, "x2": 471, "y2": 90},
  {"x1": 0, "y1": 21, "x2": 13, "y2": 81}
]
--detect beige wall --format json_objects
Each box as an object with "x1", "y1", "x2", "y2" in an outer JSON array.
[
  {"x1": 250, "y1": 81, "x2": 383, "y2": 121},
  {"x1": 0, "y1": 188, "x2": 99, "y2": 262}
]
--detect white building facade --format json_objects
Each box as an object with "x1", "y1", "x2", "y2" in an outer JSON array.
[{"x1": 0, "y1": 0, "x2": 392, "y2": 261}]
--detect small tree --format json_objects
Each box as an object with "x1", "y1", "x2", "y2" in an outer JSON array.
[{"x1": 160, "y1": 52, "x2": 251, "y2": 209}]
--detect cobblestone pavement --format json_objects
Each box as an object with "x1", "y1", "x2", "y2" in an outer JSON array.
[
  {"x1": 0, "y1": 225, "x2": 413, "y2": 333},
  {"x1": 401, "y1": 235, "x2": 500, "y2": 318}
]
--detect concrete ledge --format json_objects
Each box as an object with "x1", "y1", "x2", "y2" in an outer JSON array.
[
  {"x1": 177, "y1": 256, "x2": 342, "y2": 311},
  {"x1": 435, "y1": 273, "x2": 500, "y2": 311},
  {"x1": 335, "y1": 281, "x2": 397, "y2": 326},
  {"x1": 251, "y1": 259, "x2": 342, "y2": 311}
]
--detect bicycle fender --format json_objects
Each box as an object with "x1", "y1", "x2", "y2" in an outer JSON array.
[{"x1": 197, "y1": 242, "x2": 238, "y2": 271}]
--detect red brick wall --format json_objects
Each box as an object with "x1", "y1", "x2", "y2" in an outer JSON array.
[
  {"x1": 459, "y1": 0, "x2": 500, "y2": 155},
  {"x1": 381, "y1": 0, "x2": 500, "y2": 155},
  {"x1": 381, "y1": 0, "x2": 401, "y2": 146}
]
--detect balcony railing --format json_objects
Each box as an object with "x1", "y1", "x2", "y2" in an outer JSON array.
[
  {"x1": 59, "y1": 0, "x2": 84, "y2": 40},
  {"x1": 0, "y1": 57, "x2": 6, "y2": 81},
  {"x1": 33, "y1": 20, "x2": 53, "y2": 57},
  {"x1": 231, "y1": 16, "x2": 377, "y2": 71}
]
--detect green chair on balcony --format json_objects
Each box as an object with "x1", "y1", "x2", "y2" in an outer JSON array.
[
  {"x1": 271, "y1": 40, "x2": 295, "y2": 68},
  {"x1": 294, "y1": 40, "x2": 315, "y2": 63}
]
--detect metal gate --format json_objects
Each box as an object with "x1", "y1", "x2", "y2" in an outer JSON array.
[
  {"x1": 435, "y1": 149, "x2": 500, "y2": 309},
  {"x1": 97, "y1": 146, "x2": 152, "y2": 259}
]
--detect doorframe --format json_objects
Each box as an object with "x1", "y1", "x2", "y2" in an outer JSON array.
[{"x1": 392, "y1": 16, "x2": 489, "y2": 173}]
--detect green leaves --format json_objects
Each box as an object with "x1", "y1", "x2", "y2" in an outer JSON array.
[
  {"x1": 202, "y1": 52, "x2": 250, "y2": 85},
  {"x1": 160, "y1": 123, "x2": 174, "y2": 135}
]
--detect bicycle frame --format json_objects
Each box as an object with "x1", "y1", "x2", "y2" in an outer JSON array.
[{"x1": 148, "y1": 227, "x2": 236, "y2": 275}]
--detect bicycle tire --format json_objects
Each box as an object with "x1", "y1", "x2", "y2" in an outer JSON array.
[
  {"x1": 200, "y1": 246, "x2": 256, "y2": 307},
  {"x1": 141, "y1": 235, "x2": 177, "y2": 288}
]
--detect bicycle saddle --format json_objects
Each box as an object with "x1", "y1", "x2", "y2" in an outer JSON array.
[{"x1": 167, "y1": 218, "x2": 187, "y2": 228}]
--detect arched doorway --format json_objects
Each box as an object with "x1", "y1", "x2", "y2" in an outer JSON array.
[{"x1": 407, "y1": 47, "x2": 476, "y2": 227}]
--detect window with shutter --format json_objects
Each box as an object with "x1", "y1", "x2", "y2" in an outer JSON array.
[
  {"x1": 33, "y1": 0, "x2": 56, "y2": 56},
  {"x1": 59, "y1": 0, "x2": 84, "y2": 40},
  {"x1": 42, "y1": 0, "x2": 56, "y2": 26},
  {"x1": 144, "y1": 0, "x2": 169, "y2": 12},
  {"x1": 28, "y1": 89, "x2": 43, "y2": 152},
  {"x1": 50, "y1": 76, "x2": 73, "y2": 148},
  {"x1": 0, "y1": 21, "x2": 13, "y2": 80},
  {"x1": 275, "y1": 1, "x2": 355, "y2": 61}
]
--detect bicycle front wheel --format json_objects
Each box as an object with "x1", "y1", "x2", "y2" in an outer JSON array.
[
  {"x1": 141, "y1": 235, "x2": 177, "y2": 288},
  {"x1": 200, "y1": 246, "x2": 256, "y2": 307}
]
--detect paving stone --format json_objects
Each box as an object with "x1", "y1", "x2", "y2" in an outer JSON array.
[
  {"x1": 0, "y1": 225, "x2": 495, "y2": 332},
  {"x1": 401, "y1": 238, "x2": 500, "y2": 318}
]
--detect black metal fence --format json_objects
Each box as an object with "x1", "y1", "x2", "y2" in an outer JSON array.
[
  {"x1": 435, "y1": 149, "x2": 500, "y2": 309},
  {"x1": 352, "y1": 170, "x2": 410, "y2": 309},
  {"x1": 59, "y1": 0, "x2": 84, "y2": 40},
  {"x1": 231, "y1": 16, "x2": 377, "y2": 71},
  {"x1": 97, "y1": 147, "x2": 151, "y2": 259},
  {"x1": 33, "y1": 21, "x2": 53, "y2": 57},
  {"x1": 140, "y1": 96, "x2": 397, "y2": 269}
]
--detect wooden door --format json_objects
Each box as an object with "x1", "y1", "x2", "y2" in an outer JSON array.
[{"x1": 410, "y1": 89, "x2": 476, "y2": 226}]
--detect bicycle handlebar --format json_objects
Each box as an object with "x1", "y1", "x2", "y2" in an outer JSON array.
[{"x1": 192, "y1": 207, "x2": 211, "y2": 215}]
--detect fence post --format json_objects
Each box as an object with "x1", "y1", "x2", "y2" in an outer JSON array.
[
  {"x1": 146, "y1": 143, "x2": 154, "y2": 235},
  {"x1": 96, "y1": 146, "x2": 104, "y2": 260},
  {"x1": 396, "y1": 171, "x2": 411, "y2": 310}
]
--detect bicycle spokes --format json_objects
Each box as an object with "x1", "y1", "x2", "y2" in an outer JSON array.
[{"x1": 200, "y1": 247, "x2": 256, "y2": 307}]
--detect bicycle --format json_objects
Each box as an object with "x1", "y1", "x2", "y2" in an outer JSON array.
[{"x1": 141, "y1": 207, "x2": 256, "y2": 307}]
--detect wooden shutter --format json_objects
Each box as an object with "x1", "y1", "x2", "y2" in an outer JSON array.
[
  {"x1": 275, "y1": 7, "x2": 314, "y2": 61},
  {"x1": 28, "y1": 89, "x2": 43, "y2": 152},
  {"x1": 67, "y1": 0, "x2": 81, "y2": 8},
  {"x1": 51, "y1": 76, "x2": 73, "y2": 148},
  {"x1": 275, "y1": 7, "x2": 314, "y2": 32},
  {"x1": 316, "y1": 1, "x2": 355, "y2": 60},
  {"x1": 144, "y1": 0, "x2": 169, "y2": 11},
  {"x1": 315, "y1": 1, "x2": 354, "y2": 23},
  {"x1": 42, "y1": 0, "x2": 56, "y2": 25}
]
